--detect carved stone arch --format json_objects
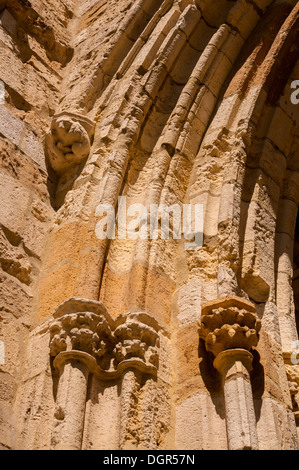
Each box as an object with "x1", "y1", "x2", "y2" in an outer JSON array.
[
  {"x1": 5, "y1": 0, "x2": 299, "y2": 452},
  {"x1": 184, "y1": 1, "x2": 299, "y2": 451}
]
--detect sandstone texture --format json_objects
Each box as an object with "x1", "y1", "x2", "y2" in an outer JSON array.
[{"x1": 0, "y1": 0, "x2": 299, "y2": 451}]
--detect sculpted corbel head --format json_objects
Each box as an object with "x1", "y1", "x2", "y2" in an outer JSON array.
[{"x1": 46, "y1": 112, "x2": 95, "y2": 175}]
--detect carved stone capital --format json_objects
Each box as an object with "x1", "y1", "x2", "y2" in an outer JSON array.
[
  {"x1": 49, "y1": 298, "x2": 113, "y2": 359},
  {"x1": 285, "y1": 363, "x2": 299, "y2": 418},
  {"x1": 46, "y1": 112, "x2": 95, "y2": 175},
  {"x1": 199, "y1": 296, "x2": 261, "y2": 358},
  {"x1": 199, "y1": 297, "x2": 261, "y2": 450},
  {"x1": 113, "y1": 314, "x2": 160, "y2": 370},
  {"x1": 50, "y1": 312, "x2": 112, "y2": 359},
  {"x1": 49, "y1": 298, "x2": 160, "y2": 379}
]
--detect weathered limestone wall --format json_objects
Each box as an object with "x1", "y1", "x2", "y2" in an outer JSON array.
[
  {"x1": 0, "y1": 0, "x2": 299, "y2": 450},
  {"x1": 0, "y1": 0, "x2": 78, "y2": 449}
]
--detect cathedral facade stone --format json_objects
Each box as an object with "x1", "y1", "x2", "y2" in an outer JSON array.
[{"x1": 0, "y1": 0, "x2": 299, "y2": 450}]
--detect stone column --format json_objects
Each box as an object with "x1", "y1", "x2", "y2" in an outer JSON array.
[
  {"x1": 119, "y1": 369, "x2": 139, "y2": 450},
  {"x1": 113, "y1": 313, "x2": 160, "y2": 450},
  {"x1": 51, "y1": 351, "x2": 95, "y2": 450},
  {"x1": 49, "y1": 300, "x2": 161, "y2": 450},
  {"x1": 214, "y1": 349, "x2": 258, "y2": 450},
  {"x1": 49, "y1": 298, "x2": 111, "y2": 450},
  {"x1": 199, "y1": 296, "x2": 261, "y2": 450}
]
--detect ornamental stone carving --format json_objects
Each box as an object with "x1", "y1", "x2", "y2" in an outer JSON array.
[
  {"x1": 199, "y1": 295, "x2": 261, "y2": 358},
  {"x1": 284, "y1": 354, "x2": 299, "y2": 421},
  {"x1": 49, "y1": 298, "x2": 160, "y2": 379},
  {"x1": 46, "y1": 112, "x2": 95, "y2": 175},
  {"x1": 49, "y1": 311, "x2": 112, "y2": 359},
  {"x1": 199, "y1": 296, "x2": 261, "y2": 450},
  {"x1": 113, "y1": 315, "x2": 160, "y2": 370},
  {"x1": 287, "y1": 368, "x2": 299, "y2": 416},
  {"x1": 49, "y1": 298, "x2": 161, "y2": 450}
]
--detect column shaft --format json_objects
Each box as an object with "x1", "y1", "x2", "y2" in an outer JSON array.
[
  {"x1": 119, "y1": 370, "x2": 139, "y2": 450},
  {"x1": 51, "y1": 354, "x2": 91, "y2": 450},
  {"x1": 215, "y1": 349, "x2": 259, "y2": 450}
]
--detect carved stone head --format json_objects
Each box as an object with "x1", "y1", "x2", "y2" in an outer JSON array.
[{"x1": 46, "y1": 112, "x2": 95, "y2": 175}]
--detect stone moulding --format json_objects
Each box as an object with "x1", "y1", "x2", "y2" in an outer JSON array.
[
  {"x1": 45, "y1": 112, "x2": 95, "y2": 175},
  {"x1": 49, "y1": 298, "x2": 160, "y2": 380}
]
